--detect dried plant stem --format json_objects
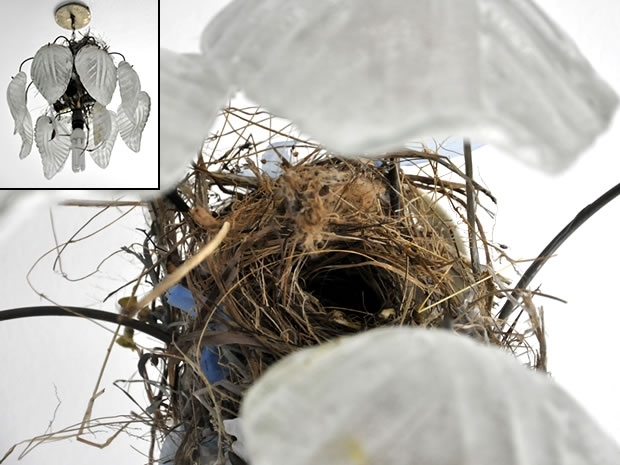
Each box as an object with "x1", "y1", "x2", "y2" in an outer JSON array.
[
  {"x1": 129, "y1": 221, "x2": 231, "y2": 316},
  {"x1": 464, "y1": 139, "x2": 480, "y2": 275},
  {"x1": 60, "y1": 200, "x2": 148, "y2": 207},
  {"x1": 77, "y1": 325, "x2": 122, "y2": 445}
]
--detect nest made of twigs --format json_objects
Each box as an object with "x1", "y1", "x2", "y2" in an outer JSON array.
[{"x1": 146, "y1": 107, "x2": 545, "y2": 463}]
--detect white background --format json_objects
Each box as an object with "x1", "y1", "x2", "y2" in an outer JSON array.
[
  {"x1": 0, "y1": 0, "x2": 158, "y2": 189},
  {"x1": 1, "y1": 0, "x2": 620, "y2": 464}
]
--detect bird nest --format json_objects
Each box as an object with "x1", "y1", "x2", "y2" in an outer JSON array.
[{"x1": 146, "y1": 107, "x2": 545, "y2": 463}]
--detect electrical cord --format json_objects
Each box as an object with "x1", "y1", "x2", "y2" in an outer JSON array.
[{"x1": 0, "y1": 306, "x2": 172, "y2": 343}]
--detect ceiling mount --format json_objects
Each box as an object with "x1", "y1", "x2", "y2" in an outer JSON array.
[{"x1": 54, "y1": 2, "x2": 91, "y2": 30}]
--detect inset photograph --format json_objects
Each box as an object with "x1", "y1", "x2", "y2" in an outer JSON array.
[{"x1": 2, "y1": 0, "x2": 158, "y2": 189}]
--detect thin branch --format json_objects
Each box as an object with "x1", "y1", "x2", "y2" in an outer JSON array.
[
  {"x1": 464, "y1": 139, "x2": 480, "y2": 275},
  {"x1": 60, "y1": 200, "x2": 148, "y2": 207},
  {"x1": 125, "y1": 221, "x2": 231, "y2": 317}
]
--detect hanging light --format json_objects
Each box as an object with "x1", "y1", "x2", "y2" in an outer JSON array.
[{"x1": 7, "y1": 2, "x2": 150, "y2": 179}]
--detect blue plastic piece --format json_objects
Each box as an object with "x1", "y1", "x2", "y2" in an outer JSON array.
[
  {"x1": 200, "y1": 347, "x2": 228, "y2": 383},
  {"x1": 166, "y1": 284, "x2": 197, "y2": 316},
  {"x1": 166, "y1": 284, "x2": 229, "y2": 382}
]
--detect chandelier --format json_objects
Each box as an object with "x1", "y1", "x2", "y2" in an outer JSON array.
[{"x1": 7, "y1": 2, "x2": 150, "y2": 179}]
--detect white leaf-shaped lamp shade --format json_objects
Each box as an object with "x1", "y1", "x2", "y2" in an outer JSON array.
[
  {"x1": 89, "y1": 109, "x2": 118, "y2": 169},
  {"x1": 201, "y1": 0, "x2": 618, "y2": 172},
  {"x1": 17, "y1": 113, "x2": 33, "y2": 160},
  {"x1": 238, "y1": 140, "x2": 296, "y2": 179},
  {"x1": 117, "y1": 61, "x2": 141, "y2": 124},
  {"x1": 7, "y1": 72, "x2": 33, "y2": 159},
  {"x1": 34, "y1": 115, "x2": 71, "y2": 179},
  {"x1": 74, "y1": 45, "x2": 117, "y2": 106},
  {"x1": 7, "y1": 72, "x2": 28, "y2": 134},
  {"x1": 117, "y1": 91, "x2": 150, "y2": 152},
  {"x1": 91, "y1": 102, "x2": 113, "y2": 146},
  {"x1": 241, "y1": 327, "x2": 620, "y2": 465},
  {"x1": 30, "y1": 44, "x2": 73, "y2": 104},
  {"x1": 160, "y1": 49, "x2": 233, "y2": 192}
]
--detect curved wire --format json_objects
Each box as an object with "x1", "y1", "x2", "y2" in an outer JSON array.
[
  {"x1": 498, "y1": 181, "x2": 620, "y2": 322},
  {"x1": 52, "y1": 35, "x2": 71, "y2": 45},
  {"x1": 0, "y1": 306, "x2": 172, "y2": 343},
  {"x1": 108, "y1": 51, "x2": 127, "y2": 62},
  {"x1": 18, "y1": 57, "x2": 34, "y2": 73}
]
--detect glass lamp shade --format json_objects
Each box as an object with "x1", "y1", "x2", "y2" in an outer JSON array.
[
  {"x1": 198, "y1": 0, "x2": 617, "y2": 171},
  {"x1": 7, "y1": 36, "x2": 150, "y2": 178},
  {"x1": 240, "y1": 327, "x2": 620, "y2": 465}
]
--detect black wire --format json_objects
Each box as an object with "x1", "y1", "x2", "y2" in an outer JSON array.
[
  {"x1": 18, "y1": 57, "x2": 34, "y2": 73},
  {"x1": 498, "y1": 181, "x2": 620, "y2": 322},
  {"x1": 0, "y1": 306, "x2": 171, "y2": 344},
  {"x1": 385, "y1": 158, "x2": 401, "y2": 216},
  {"x1": 165, "y1": 190, "x2": 191, "y2": 213},
  {"x1": 108, "y1": 51, "x2": 127, "y2": 62}
]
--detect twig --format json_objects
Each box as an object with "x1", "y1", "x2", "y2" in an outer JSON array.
[
  {"x1": 60, "y1": 200, "x2": 148, "y2": 207},
  {"x1": 389, "y1": 149, "x2": 497, "y2": 202},
  {"x1": 44, "y1": 384, "x2": 62, "y2": 435},
  {"x1": 77, "y1": 325, "x2": 122, "y2": 446},
  {"x1": 464, "y1": 139, "x2": 480, "y2": 275},
  {"x1": 125, "y1": 222, "x2": 231, "y2": 317}
]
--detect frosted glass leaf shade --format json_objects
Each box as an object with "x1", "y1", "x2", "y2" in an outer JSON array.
[
  {"x1": 74, "y1": 44, "x2": 117, "y2": 106},
  {"x1": 241, "y1": 327, "x2": 620, "y2": 465},
  {"x1": 34, "y1": 115, "x2": 71, "y2": 179},
  {"x1": 30, "y1": 44, "x2": 73, "y2": 104},
  {"x1": 117, "y1": 61, "x2": 141, "y2": 123},
  {"x1": 160, "y1": 49, "x2": 232, "y2": 190},
  {"x1": 200, "y1": 0, "x2": 618, "y2": 172},
  {"x1": 6, "y1": 71, "x2": 33, "y2": 159}
]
